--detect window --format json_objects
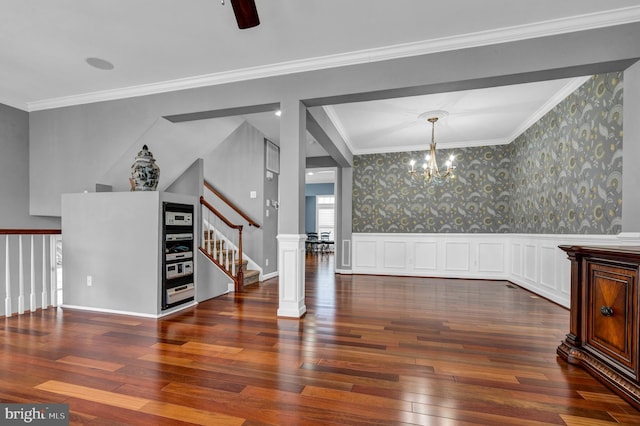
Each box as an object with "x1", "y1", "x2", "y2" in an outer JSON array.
[
  {"x1": 316, "y1": 195, "x2": 335, "y2": 239},
  {"x1": 265, "y1": 139, "x2": 280, "y2": 174}
]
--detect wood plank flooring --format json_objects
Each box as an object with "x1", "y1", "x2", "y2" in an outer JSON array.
[{"x1": 2, "y1": 254, "x2": 640, "y2": 425}]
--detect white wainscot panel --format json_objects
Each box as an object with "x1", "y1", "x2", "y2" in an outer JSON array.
[
  {"x1": 540, "y1": 246, "x2": 557, "y2": 290},
  {"x1": 414, "y1": 241, "x2": 437, "y2": 270},
  {"x1": 354, "y1": 241, "x2": 377, "y2": 268},
  {"x1": 559, "y1": 257, "x2": 571, "y2": 296},
  {"x1": 478, "y1": 243, "x2": 504, "y2": 273},
  {"x1": 511, "y1": 243, "x2": 522, "y2": 277},
  {"x1": 523, "y1": 244, "x2": 537, "y2": 281},
  {"x1": 383, "y1": 241, "x2": 406, "y2": 269},
  {"x1": 445, "y1": 242, "x2": 470, "y2": 271}
]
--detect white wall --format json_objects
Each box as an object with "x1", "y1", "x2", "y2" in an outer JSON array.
[{"x1": 351, "y1": 233, "x2": 640, "y2": 308}]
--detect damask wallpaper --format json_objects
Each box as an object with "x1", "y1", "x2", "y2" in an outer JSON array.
[
  {"x1": 352, "y1": 72, "x2": 624, "y2": 234},
  {"x1": 508, "y1": 73, "x2": 623, "y2": 234}
]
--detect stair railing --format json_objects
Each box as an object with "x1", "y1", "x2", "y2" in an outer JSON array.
[
  {"x1": 199, "y1": 197, "x2": 244, "y2": 292},
  {"x1": 204, "y1": 180, "x2": 260, "y2": 228},
  {"x1": 1, "y1": 229, "x2": 61, "y2": 317}
]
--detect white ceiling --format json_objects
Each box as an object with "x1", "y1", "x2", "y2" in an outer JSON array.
[{"x1": 2, "y1": 1, "x2": 640, "y2": 158}]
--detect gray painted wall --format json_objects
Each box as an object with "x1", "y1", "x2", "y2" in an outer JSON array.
[
  {"x1": 63, "y1": 191, "x2": 157, "y2": 315},
  {"x1": 336, "y1": 167, "x2": 353, "y2": 272},
  {"x1": 203, "y1": 122, "x2": 278, "y2": 274},
  {"x1": 62, "y1": 191, "x2": 197, "y2": 315},
  {"x1": 0, "y1": 103, "x2": 59, "y2": 228},
  {"x1": 262, "y1": 153, "x2": 279, "y2": 275},
  {"x1": 0, "y1": 104, "x2": 60, "y2": 317}
]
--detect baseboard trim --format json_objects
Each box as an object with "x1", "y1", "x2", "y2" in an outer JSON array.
[
  {"x1": 61, "y1": 302, "x2": 197, "y2": 319},
  {"x1": 262, "y1": 271, "x2": 279, "y2": 280}
]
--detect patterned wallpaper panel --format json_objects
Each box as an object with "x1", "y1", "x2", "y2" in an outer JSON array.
[
  {"x1": 352, "y1": 72, "x2": 623, "y2": 234},
  {"x1": 353, "y1": 145, "x2": 512, "y2": 233},
  {"x1": 509, "y1": 73, "x2": 623, "y2": 234}
]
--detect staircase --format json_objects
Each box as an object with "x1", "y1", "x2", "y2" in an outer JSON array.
[
  {"x1": 199, "y1": 188, "x2": 262, "y2": 292},
  {"x1": 202, "y1": 230, "x2": 260, "y2": 288}
]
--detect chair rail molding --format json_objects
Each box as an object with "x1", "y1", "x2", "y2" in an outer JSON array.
[{"x1": 351, "y1": 233, "x2": 640, "y2": 308}]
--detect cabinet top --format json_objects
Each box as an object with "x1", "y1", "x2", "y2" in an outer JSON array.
[{"x1": 559, "y1": 245, "x2": 640, "y2": 259}]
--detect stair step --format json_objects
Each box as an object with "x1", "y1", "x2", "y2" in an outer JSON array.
[
  {"x1": 243, "y1": 269, "x2": 260, "y2": 287},
  {"x1": 202, "y1": 243, "x2": 260, "y2": 287}
]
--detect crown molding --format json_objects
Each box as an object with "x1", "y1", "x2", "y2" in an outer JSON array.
[
  {"x1": 26, "y1": 6, "x2": 640, "y2": 112},
  {"x1": 321, "y1": 105, "x2": 356, "y2": 153},
  {"x1": 353, "y1": 139, "x2": 508, "y2": 156},
  {"x1": 1, "y1": 95, "x2": 29, "y2": 112},
  {"x1": 505, "y1": 76, "x2": 591, "y2": 143}
]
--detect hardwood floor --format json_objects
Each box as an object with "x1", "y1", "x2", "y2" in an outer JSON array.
[{"x1": 2, "y1": 254, "x2": 639, "y2": 425}]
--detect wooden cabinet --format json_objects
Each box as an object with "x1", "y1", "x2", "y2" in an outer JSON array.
[{"x1": 558, "y1": 245, "x2": 640, "y2": 409}]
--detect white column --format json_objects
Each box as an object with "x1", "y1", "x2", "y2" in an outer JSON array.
[
  {"x1": 276, "y1": 234, "x2": 306, "y2": 318},
  {"x1": 277, "y1": 98, "x2": 307, "y2": 318}
]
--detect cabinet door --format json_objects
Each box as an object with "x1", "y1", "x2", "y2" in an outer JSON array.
[{"x1": 586, "y1": 261, "x2": 637, "y2": 378}]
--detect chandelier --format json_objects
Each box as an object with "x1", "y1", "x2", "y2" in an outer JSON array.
[{"x1": 409, "y1": 112, "x2": 456, "y2": 184}]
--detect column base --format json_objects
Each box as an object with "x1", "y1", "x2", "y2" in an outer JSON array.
[{"x1": 276, "y1": 234, "x2": 306, "y2": 318}]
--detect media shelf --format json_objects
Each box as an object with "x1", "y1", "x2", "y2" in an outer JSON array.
[{"x1": 162, "y1": 202, "x2": 195, "y2": 310}]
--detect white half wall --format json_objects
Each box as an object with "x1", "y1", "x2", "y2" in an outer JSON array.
[{"x1": 351, "y1": 233, "x2": 640, "y2": 308}]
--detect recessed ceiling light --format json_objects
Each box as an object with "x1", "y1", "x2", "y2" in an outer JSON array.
[
  {"x1": 85, "y1": 57, "x2": 114, "y2": 70},
  {"x1": 274, "y1": 110, "x2": 282, "y2": 117},
  {"x1": 307, "y1": 172, "x2": 314, "y2": 176}
]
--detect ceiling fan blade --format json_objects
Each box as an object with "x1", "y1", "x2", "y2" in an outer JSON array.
[{"x1": 230, "y1": 0, "x2": 260, "y2": 29}]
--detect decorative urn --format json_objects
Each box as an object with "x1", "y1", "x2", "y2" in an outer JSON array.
[{"x1": 130, "y1": 145, "x2": 160, "y2": 191}]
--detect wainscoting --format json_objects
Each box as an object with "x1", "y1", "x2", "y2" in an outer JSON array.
[{"x1": 351, "y1": 233, "x2": 640, "y2": 308}]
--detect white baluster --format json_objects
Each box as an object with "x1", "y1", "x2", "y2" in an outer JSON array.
[
  {"x1": 235, "y1": 235, "x2": 238, "y2": 276},
  {"x1": 50, "y1": 236, "x2": 58, "y2": 307},
  {"x1": 18, "y1": 235, "x2": 24, "y2": 314},
  {"x1": 211, "y1": 214, "x2": 214, "y2": 256},
  {"x1": 30, "y1": 234, "x2": 36, "y2": 312},
  {"x1": 223, "y1": 235, "x2": 228, "y2": 269},
  {"x1": 4, "y1": 235, "x2": 11, "y2": 317},
  {"x1": 232, "y1": 246, "x2": 236, "y2": 276},
  {"x1": 41, "y1": 235, "x2": 48, "y2": 309}
]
